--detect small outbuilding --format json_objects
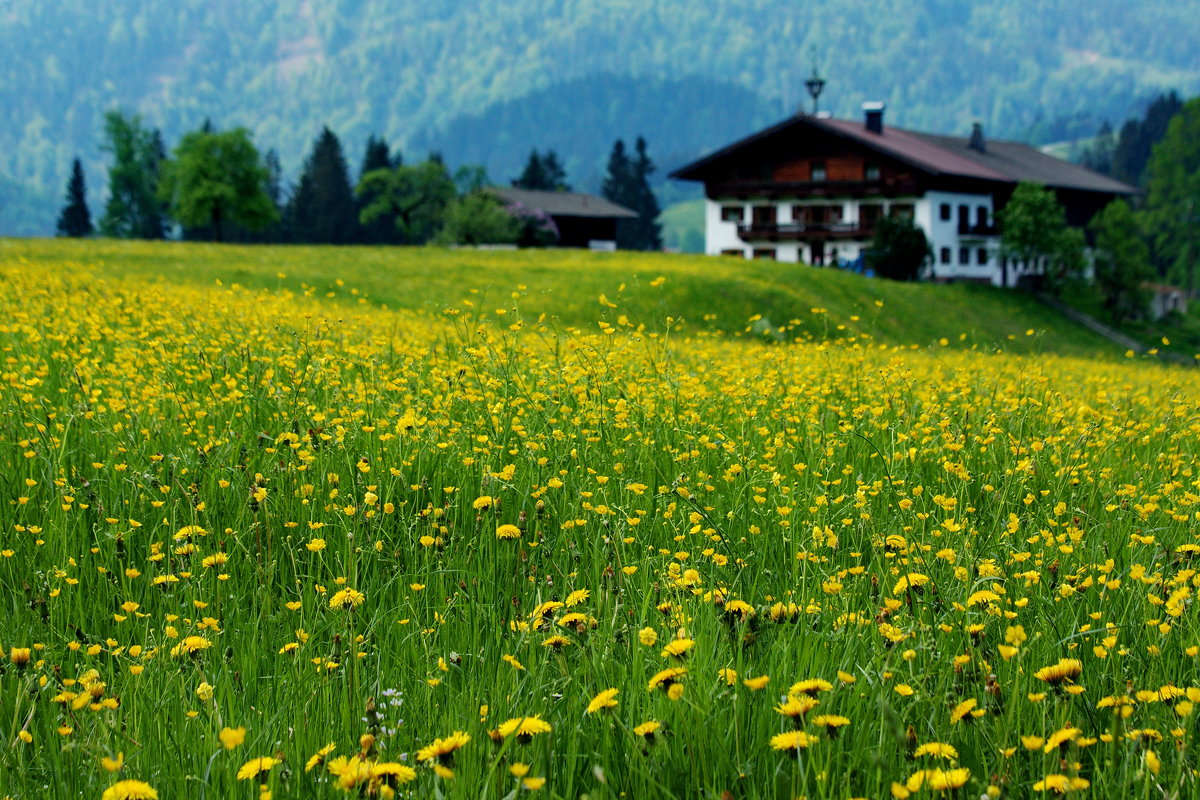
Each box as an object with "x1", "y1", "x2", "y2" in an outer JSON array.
[
  {"x1": 1146, "y1": 283, "x2": 1189, "y2": 320},
  {"x1": 489, "y1": 187, "x2": 637, "y2": 249}
]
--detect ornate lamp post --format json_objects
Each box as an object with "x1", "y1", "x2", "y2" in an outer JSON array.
[{"x1": 804, "y1": 65, "x2": 825, "y2": 116}]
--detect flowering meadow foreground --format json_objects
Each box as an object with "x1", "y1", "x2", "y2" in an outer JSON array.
[{"x1": 2, "y1": 244, "x2": 1200, "y2": 800}]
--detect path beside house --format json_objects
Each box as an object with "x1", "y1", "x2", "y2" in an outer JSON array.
[{"x1": 1037, "y1": 293, "x2": 1193, "y2": 365}]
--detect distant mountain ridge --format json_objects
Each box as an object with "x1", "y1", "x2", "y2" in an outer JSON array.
[{"x1": 1, "y1": 0, "x2": 1198, "y2": 235}]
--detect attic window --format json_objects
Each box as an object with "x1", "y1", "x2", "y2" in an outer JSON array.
[
  {"x1": 865, "y1": 162, "x2": 880, "y2": 181},
  {"x1": 811, "y1": 161, "x2": 827, "y2": 182}
]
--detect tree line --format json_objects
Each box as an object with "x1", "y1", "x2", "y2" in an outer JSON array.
[
  {"x1": 1075, "y1": 91, "x2": 1200, "y2": 316},
  {"x1": 57, "y1": 111, "x2": 662, "y2": 250}
]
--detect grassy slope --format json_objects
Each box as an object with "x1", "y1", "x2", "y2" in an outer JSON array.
[
  {"x1": 659, "y1": 199, "x2": 706, "y2": 253},
  {"x1": 3, "y1": 237, "x2": 1125, "y2": 358}
]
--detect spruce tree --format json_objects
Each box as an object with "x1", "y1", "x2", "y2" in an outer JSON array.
[
  {"x1": 1112, "y1": 91, "x2": 1183, "y2": 187},
  {"x1": 513, "y1": 149, "x2": 569, "y2": 191},
  {"x1": 56, "y1": 158, "x2": 93, "y2": 237},
  {"x1": 285, "y1": 126, "x2": 360, "y2": 244},
  {"x1": 602, "y1": 137, "x2": 662, "y2": 251},
  {"x1": 627, "y1": 137, "x2": 662, "y2": 251}
]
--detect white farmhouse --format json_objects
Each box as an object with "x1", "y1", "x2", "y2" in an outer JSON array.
[{"x1": 670, "y1": 104, "x2": 1135, "y2": 287}]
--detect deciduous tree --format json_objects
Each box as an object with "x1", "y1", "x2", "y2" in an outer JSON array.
[
  {"x1": 1143, "y1": 96, "x2": 1200, "y2": 293},
  {"x1": 999, "y1": 182, "x2": 1086, "y2": 294},
  {"x1": 867, "y1": 215, "x2": 930, "y2": 281},
  {"x1": 1089, "y1": 199, "x2": 1153, "y2": 321},
  {"x1": 157, "y1": 127, "x2": 278, "y2": 243},
  {"x1": 358, "y1": 135, "x2": 402, "y2": 244},
  {"x1": 434, "y1": 192, "x2": 520, "y2": 245},
  {"x1": 99, "y1": 110, "x2": 167, "y2": 239},
  {"x1": 357, "y1": 159, "x2": 456, "y2": 244}
]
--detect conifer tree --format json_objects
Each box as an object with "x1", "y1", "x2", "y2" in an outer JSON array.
[
  {"x1": 1112, "y1": 92, "x2": 1183, "y2": 187},
  {"x1": 285, "y1": 126, "x2": 359, "y2": 244},
  {"x1": 513, "y1": 149, "x2": 569, "y2": 191},
  {"x1": 56, "y1": 158, "x2": 93, "y2": 237},
  {"x1": 602, "y1": 137, "x2": 662, "y2": 251}
]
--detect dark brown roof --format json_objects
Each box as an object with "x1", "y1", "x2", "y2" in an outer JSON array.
[
  {"x1": 489, "y1": 187, "x2": 637, "y2": 218},
  {"x1": 909, "y1": 130, "x2": 1136, "y2": 194},
  {"x1": 815, "y1": 118, "x2": 1010, "y2": 181},
  {"x1": 671, "y1": 114, "x2": 1136, "y2": 195}
]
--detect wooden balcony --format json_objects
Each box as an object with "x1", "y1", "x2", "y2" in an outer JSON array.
[
  {"x1": 737, "y1": 221, "x2": 874, "y2": 241},
  {"x1": 709, "y1": 177, "x2": 921, "y2": 200},
  {"x1": 957, "y1": 221, "x2": 999, "y2": 237}
]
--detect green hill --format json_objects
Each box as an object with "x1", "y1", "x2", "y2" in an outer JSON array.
[{"x1": 1, "y1": 238, "x2": 1146, "y2": 360}]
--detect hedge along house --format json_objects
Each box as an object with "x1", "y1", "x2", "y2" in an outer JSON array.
[
  {"x1": 669, "y1": 104, "x2": 1136, "y2": 287},
  {"x1": 489, "y1": 187, "x2": 637, "y2": 249}
]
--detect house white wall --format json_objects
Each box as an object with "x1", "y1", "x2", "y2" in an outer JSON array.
[
  {"x1": 707, "y1": 191, "x2": 1010, "y2": 285},
  {"x1": 923, "y1": 191, "x2": 999, "y2": 284}
]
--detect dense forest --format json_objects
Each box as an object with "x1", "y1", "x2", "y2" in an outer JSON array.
[{"x1": 2, "y1": 0, "x2": 1199, "y2": 234}]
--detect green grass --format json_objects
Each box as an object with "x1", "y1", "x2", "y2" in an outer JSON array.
[
  {"x1": 659, "y1": 198, "x2": 706, "y2": 253},
  {"x1": 0, "y1": 238, "x2": 1126, "y2": 358},
  {"x1": 3, "y1": 239, "x2": 1198, "y2": 800}
]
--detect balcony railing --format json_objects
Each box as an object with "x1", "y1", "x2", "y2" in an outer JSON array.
[
  {"x1": 738, "y1": 221, "x2": 874, "y2": 241},
  {"x1": 958, "y1": 221, "x2": 999, "y2": 237},
  {"x1": 710, "y1": 177, "x2": 921, "y2": 199}
]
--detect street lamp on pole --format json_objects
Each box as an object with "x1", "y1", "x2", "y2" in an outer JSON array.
[{"x1": 805, "y1": 66, "x2": 825, "y2": 116}]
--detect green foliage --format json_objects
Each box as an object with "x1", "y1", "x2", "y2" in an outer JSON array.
[
  {"x1": 1089, "y1": 200, "x2": 1154, "y2": 320},
  {"x1": 999, "y1": 182, "x2": 1087, "y2": 293},
  {"x1": 357, "y1": 136, "x2": 402, "y2": 245},
  {"x1": 1110, "y1": 92, "x2": 1184, "y2": 186},
  {"x1": 452, "y1": 165, "x2": 490, "y2": 196},
  {"x1": 55, "y1": 158, "x2": 92, "y2": 237},
  {"x1": 157, "y1": 128, "x2": 278, "y2": 243},
  {"x1": 357, "y1": 160, "x2": 457, "y2": 245},
  {"x1": 285, "y1": 127, "x2": 359, "y2": 245},
  {"x1": 1143, "y1": 97, "x2": 1200, "y2": 291},
  {"x1": 602, "y1": 138, "x2": 662, "y2": 251},
  {"x1": 434, "y1": 192, "x2": 520, "y2": 246},
  {"x1": 867, "y1": 215, "x2": 931, "y2": 281},
  {"x1": 99, "y1": 110, "x2": 166, "y2": 239},
  {"x1": 512, "y1": 150, "x2": 569, "y2": 192}
]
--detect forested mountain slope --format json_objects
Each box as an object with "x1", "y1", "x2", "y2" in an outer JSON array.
[{"x1": 2, "y1": 0, "x2": 1198, "y2": 234}]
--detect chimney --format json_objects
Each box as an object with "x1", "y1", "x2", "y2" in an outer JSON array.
[
  {"x1": 969, "y1": 122, "x2": 986, "y2": 153},
  {"x1": 863, "y1": 102, "x2": 885, "y2": 134}
]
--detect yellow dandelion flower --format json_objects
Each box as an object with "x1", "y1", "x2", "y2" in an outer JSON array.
[
  {"x1": 660, "y1": 638, "x2": 695, "y2": 658},
  {"x1": 219, "y1": 726, "x2": 246, "y2": 750},
  {"x1": 417, "y1": 730, "x2": 470, "y2": 763},
  {"x1": 328, "y1": 587, "x2": 365, "y2": 610},
  {"x1": 101, "y1": 780, "x2": 158, "y2": 800},
  {"x1": 237, "y1": 757, "x2": 281, "y2": 781},
  {"x1": 914, "y1": 742, "x2": 958, "y2": 760},
  {"x1": 770, "y1": 730, "x2": 818, "y2": 751},
  {"x1": 586, "y1": 688, "x2": 619, "y2": 714},
  {"x1": 1034, "y1": 658, "x2": 1082, "y2": 685},
  {"x1": 497, "y1": 715, "x2": 552, "y2": 741},
  {"x1": 648, "y1": 667, "x2": 687, "y2": 692}
]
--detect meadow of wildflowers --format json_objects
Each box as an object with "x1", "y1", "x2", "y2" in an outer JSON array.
[{"x1": 2, "y1": 240, "x2": 1199, "y2": 799}]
